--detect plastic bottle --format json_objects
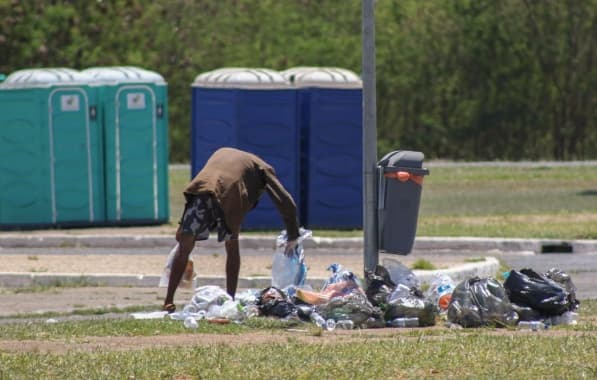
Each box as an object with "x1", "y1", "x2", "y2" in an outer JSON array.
[
  {"x1": 310, "y1": 312, "x2": 326, "y2": 328},
  {"x1": 430, "y1": 274, "x2": 454, "y2": 311},
  {"x1": 517, "y1": 321, "x2": 546, "y2": 331},
  {"x1": 336, "y1": 320, "x2": 355, "y2": 330},
  {"x1": 388, "y1": 317, "x2": 419, "y2": 328},
  {"x1": 184, "y1": 316, "x2": 198, "y2": 329},
  {"x1": 547, "y1": 312, "x2": 578, "y2": 326},
  {"x1": 325, "y1": 319, "x2": 336, "y2": 331}
]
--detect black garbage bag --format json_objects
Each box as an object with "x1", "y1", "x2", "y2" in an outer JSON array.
[
  {"x1": 257, "y1": 286, "x2": 297, "y2": 318},
  {"x1": 365, "y1": 265, "x2": 396, "y2": 307},
  {"x1": 511, "y1": 303, "x2": 544, "y2": 322},
  {"x1": 545, "y1": 268, "x2": 580, "y2": 312},
  {"x1": 504, "y1": 268, "x2": 571, "y2": 316},
  {"x1": 447, "y1": 277, "x2": 519, "y2": 328}
]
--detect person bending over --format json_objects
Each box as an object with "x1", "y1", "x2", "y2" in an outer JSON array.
[{"x1": 163, "y1": 147, "x2": 299, "y2": 313}]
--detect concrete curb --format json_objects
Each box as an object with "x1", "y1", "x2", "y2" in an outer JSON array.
[
  {"x1": 0, "y1": 257, "x2": 500, "y2": 289},
  {"x1": 1, "y1": 234, "x2": 595, "y2": 253}
]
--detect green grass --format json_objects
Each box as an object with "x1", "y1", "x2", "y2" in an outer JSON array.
[
  {"x1": 418, "y1": 164, "x2": 597, "y2": 239},
  {"x1": 169, "y1": 164, "x2": 597, "y2": 239},
  {"x1": 411, "y1": 259, "x2": 436, "y2": 270},
  {"x1": 0, "y1": 300, "x2": 595, "y2": 379}
]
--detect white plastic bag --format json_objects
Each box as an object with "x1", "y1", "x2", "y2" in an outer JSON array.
[
  {"x1": 158, "y1": 243, "x2": 196, "y2": 289},
  {"x1": 191, "y1": 285, "x2": 232, "y2": 311},
  {"x1": 271, "y1": 228, "x2": 312, "y2": 289}
]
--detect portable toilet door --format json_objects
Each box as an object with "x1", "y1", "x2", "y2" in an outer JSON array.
[
  {"x1": 83, "y1": 66, "x2": 169, "y2": 225},
  {"x1": 282, "y1": 67, "x2": 363, "y2": 229},
  {"x1": 0, "y1": 68, "x2": 104, "y2": 228},
  {"x1": 191, "y1": 68, "x2": 300, "y2": 230}
]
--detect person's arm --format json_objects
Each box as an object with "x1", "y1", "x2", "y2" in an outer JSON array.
[
  {"x1": 263, "y1": 168, "x2": 300, "y2": 241},
  {"x1": 225, "y1": 238, "x2": 240, "y2": 298}
]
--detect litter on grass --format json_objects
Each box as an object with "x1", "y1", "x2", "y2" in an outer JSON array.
[{"x1": 137, "y1": 231, "x2": 582, "y2": 330}]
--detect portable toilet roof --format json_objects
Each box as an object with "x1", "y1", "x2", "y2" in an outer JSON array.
[
  {"x1": 82, "y1": 66, "x2": 166, "y2": 85},
  {"x1": 192, "y1": 67, "x2": 290, "y2": 89},
  {"x1": 0, "y1": 68, "x2": 92, "y2": 88},
  {"x1": 281, "y1": 67, "x2": 362, "y2": 88}
]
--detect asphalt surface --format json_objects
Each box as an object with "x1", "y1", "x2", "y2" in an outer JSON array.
[{"x1": 1, "y1": 239, "x2": 595, "y2": 299}]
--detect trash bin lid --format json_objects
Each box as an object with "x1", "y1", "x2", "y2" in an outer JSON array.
[
  {"x1": 281, "y1": 67, "x2": 362, "y2": 89},
  {"x1": 378, "y1": 150, "x2": 429, "y2": 175},
  {"x1": 192, "y1": 67, "x2": 290, "y2": 89},
  {"x1": 82, "y1": 66, "x2": 165, "y2": 85},
  {"x1": 0, "y1": 68, "x2": 92, "y2": 89}
]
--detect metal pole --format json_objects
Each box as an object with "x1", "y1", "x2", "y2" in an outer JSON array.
[{"x1": 362, "y1": 0, "x2": 378, "y2": 275}]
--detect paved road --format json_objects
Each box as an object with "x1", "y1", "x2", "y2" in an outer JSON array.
[{"x1": 2, "y1": 245, "x2": 595, "y2": 299}]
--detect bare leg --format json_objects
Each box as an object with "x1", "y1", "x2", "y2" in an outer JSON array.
[
  {"x1": 164, "y1": 232, "x2": 195, "y2": 307},
  {"x1": 225, "y1": 239, "x2": 240, "y2": 299}
]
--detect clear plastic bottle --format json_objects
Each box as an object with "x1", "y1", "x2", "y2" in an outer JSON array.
[
  {"x1": 184, "y1": 316, "x2": 198, "y2": 329},
  {"x1": 336, "y1": 320, "x2": 355, "y2": 330},
  {"x1": 518, "y1": 321, "x2": 546, "y2": 331},
  {"x1": 325, "y1": 319, "x2": 336, "y2": 331},
  {"x1": 388, "y1": 317, "x2": 419, "y2": 328},
  {"x1": 547, "y1": 312, "x2": 578, "y2": 326},
  {"x1": 310, "y1": 312, "x2": 326, "y2": 328}
]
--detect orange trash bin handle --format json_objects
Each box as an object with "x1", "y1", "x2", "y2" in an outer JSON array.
[{"x1": 384, "y1": 171, "x2": 424, "y2": 185}]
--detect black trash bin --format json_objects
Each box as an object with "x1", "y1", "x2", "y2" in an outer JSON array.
[{"x1": 377, "y1": 150, "x2": 429, "y2": 254}]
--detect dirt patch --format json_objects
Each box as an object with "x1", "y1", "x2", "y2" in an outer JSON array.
[{"x1": 1, "y1": 324, "x2": 594, "y2": 354}]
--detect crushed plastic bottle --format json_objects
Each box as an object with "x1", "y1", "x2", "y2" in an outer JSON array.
[
  {"x1": 547, "y1": 312, "x2": 578, "y2": 326},
  {"x1": 388, "y1": 317, "x2": 419, "y2": 328},
  {"x1": 184, "y1": 316, "x2": 199, "y2": 329},
  {"x1": 336, "y1": 320, "x2": 355, "y2": 330},
  {"x1": 310, "y1": 312, "x2": 329, "y2": 329},
  {"x1": 518, "y1": 321, "x2": 547, "y2": 331}
]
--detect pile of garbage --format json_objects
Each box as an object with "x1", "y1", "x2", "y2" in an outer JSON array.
[{"x1": 136, "y1": 230, "x2": 581, "y2": 331}]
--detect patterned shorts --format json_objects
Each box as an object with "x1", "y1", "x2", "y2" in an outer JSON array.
[{"x1": 180, "y1": 194, "x2": 232, "y2": 242}]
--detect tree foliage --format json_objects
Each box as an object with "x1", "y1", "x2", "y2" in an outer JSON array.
[{"x1": 1, "y1": 0, "x2": 595, "y2": 161}]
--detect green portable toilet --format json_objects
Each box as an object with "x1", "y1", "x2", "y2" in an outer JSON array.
[
  {"x1": 83, "y1": 66, "x2": 169, "y2": 225},
  {"x1": 0, "y1": 68, "x2": 105, "y2": 228}
]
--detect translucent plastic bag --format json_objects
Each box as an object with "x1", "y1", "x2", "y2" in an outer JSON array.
[
  {"x1": 191, "y1": 285, "x2": 232, "y2": 311},
  {"x1": 271, "y1": 228, "x2": 311, "y2": 289},
  {"x1": 158, "y1": 243, "x2": 196, "y2": 289},
  {"x1": 447, "y1": 277, "x2": 519, "y2": 328},
  {"x1": 317, "y1": 292, "x2": 383, "y2": 327},
  {"x1": 382, "y1": 258, "x2": 420, "y2": 289}
]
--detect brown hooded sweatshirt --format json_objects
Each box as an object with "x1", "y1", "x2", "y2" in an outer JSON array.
[{"x1": 183, "y1": 147, "x2": 300, "y2": 241}]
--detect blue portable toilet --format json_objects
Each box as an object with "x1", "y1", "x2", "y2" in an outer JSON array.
[
  {"x1": 0, "y1": 68, "x2": 105, "y2": 228},
  {"x1": 82, "y1": 66, "x2": 170, "y2": 225},
  {"x1": 282, "y1": 67, "x2": 363, "y2": 229},
  {"x1": 191, "y1": 68, "x2": 299, "y2": 230}
]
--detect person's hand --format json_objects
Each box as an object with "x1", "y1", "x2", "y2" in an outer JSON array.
[{"x1": 284, "y1": 239, "x2": 298, "y2": 257}]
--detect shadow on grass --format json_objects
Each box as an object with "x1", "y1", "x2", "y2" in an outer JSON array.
[{"x1": 578, "y1": 189, "x2": 597, "y2": 196}]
